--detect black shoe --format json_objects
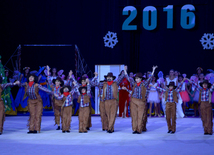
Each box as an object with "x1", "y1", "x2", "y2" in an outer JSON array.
[
  {"x1": 137, "y1": 132, "x2": 141, "y2": 134},
  {"x1": 27, "y1": 131, "x2": 34, "y2": 134},
  {"x1": 83, "y1": 131, "x2": 88, "y2": 133},
  {"x1": 171, "y1": 131, "x2": 175, "y2": 134},
  {"x1": 107, "y1": 130, "x2": 113, "y2": 133},
  {"x1": 103, "y1": 129, "x2": 106, "y2": 131},
  {"x1": 167, "y1": 130, "x2": 172, "y2": 133},
  {"x1": 86, "y1": 127, "x2": 90, "y2": 130},
  {"x1": 66, "y1": 130, "x2": 70, "y2": 133},
  {"x1": 132, "y1": 131, "x2": 138, "y2": 134},
  {"x1": 62, "y1": 131, "x2": 66, "y2": 133},
  {"x1": 204, "y1": 133, "x2": 208, "y2": 135},
  {"x1": 0, "y1": 132, "x2": 2, "y2": 135},
  {"x1": 56, "y1": 126, "x2": 60, "y2": 130},
  {"x1": 33, "y1": 130, "x2": 37, "y2": 134},
  {"x1": 208, "y1": 133, "x2": 213, "y2": 135}
]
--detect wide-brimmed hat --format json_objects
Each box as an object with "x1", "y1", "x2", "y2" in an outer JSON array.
[
  {"x1": 52, "y1": 77, "x2": 64, "y2": 87},
  {"x1": 199, "y1": 80, "x2": 211, "y2": 88},
  {"x1": 167, "y1": 82, "x2": 177, "y2": 89},
  {"x1": 79, "y1": 86, "x2": 87, "y2": 94},
  {"x1": 78, "y1": 77, "x2": 87, "y2": 84},
  {"x1": 60, "y1": 85, "x2": 71, "y2": 94},
  {"x1": 27, "y1": 74, "x2": 38, "y2": 83},
  {"x1": 104, "y1": 72, "x2": 116, "y2": 80},
  {"x1": 134, "y1": 72, "x2": 143, "y2": 80},
  {"x1": 197, "y1": 67, "x2": 203, "y2": 71}
]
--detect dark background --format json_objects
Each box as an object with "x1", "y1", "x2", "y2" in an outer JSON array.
[{"x1": 1, "y1": 0, "x2": 214, "y2": 78}]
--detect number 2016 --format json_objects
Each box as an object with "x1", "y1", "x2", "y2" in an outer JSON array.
[{"x1": 122, "y1": 4, "x2": 196, "y2": 30}]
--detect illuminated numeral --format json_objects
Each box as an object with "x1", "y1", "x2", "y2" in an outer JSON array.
[
  {"x1": 143, "y1": 6, "x2": 157, "y2": 30},
  {"x1": 122, "y1": 6, "x2": 137, "y2": 30},
  {"x1": 163, "y1": 5, "x2": 173, "y2": 29},
  {"x1": 180, "y1": 4, "x2": 195, "y2": 29}
]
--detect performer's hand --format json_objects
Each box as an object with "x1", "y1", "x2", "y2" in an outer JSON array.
[
  {"x1": 152, "y1": 65, "x2": 158, "y2": 75},
  {"x1": 69, "y1": 70, "x2": 73, "y2": 77},
  {"x1": 73, "y1": 81, "x2": 77, "y2": 86},
  {"x1": 124, "y1": 66, "x2": 128, "y2": 71},
  {"x1": 14, "y1": 81, "x2": 20, "y2": 85},
  {"x1": 86, "y1": 78, "x2": 90, "y2": 84},
  {"x1": 54, "y1": 93, "x2": 59, "y2": 98},
  {"x1": 94, "y1": 72, "x2": 98, "y2": 77},
  {"x1": 122, "y1": 86, "x2": 127, "y2": 91}
]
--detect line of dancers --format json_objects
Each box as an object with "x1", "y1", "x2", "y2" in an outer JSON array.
[{"x1": 1, "y1": 65, "x2": 214, "y2": 135}]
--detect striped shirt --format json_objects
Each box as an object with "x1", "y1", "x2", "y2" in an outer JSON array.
[
  {"x1": 126, "y1": 76, "x2": 152, "y2": 99},
  {"x1": 56, "y1": 85, "x2": 79, "y2": 107},
  {"x1": 21, "y1": 83, "x2": 53, "y2": 100},
  {"x1": 156, "y1": 83, "x2": 183, "y2": 102},
  {"x1": 191, "y1": 81, "x2": 214, "y2": 102},
  {"x1": 95, "y1": 72, "x2": 125, "y2": 101}
]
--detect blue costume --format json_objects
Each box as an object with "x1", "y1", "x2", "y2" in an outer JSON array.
[
  {"x1": 15, "y1": 74, "x2": 28, "y2": 112},
  {"x1": 36, "y1": 67, "x2": 51, "y2": 108}
]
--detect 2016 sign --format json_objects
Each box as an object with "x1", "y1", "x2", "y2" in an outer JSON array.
[{"x1": 122, "y1": 4, "x2": 195, "y2": 30}]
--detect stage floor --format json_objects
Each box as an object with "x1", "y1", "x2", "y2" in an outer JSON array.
[{"x1": 1, "y1": 116, "x2": 214, "y2": 155}]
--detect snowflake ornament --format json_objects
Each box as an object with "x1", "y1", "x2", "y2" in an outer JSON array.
[
  {"x1": 200, "y1": 33, "x2": 214, "y2": 50},
  {"x1": 103, "y1": 31, "x2": 118, "y2": 48}
]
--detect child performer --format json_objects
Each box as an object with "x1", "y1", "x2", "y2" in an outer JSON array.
[
  {"x1": 123, "y1": 66, "x2": 157, "y2": 134},
  {"x1": 77, "y1": 85, "x2": 91, "y2": 133},
  {"x1": 47, "y1": 66, "x2": 64, "y2": 130},
  {"x1": 67, "y1": 71, "x2": 98, "y2": 131},
  {"x1": 156, "y1": 79, "x2": 185, "y2": 134},
  {"x1": 188, "y1": 79, "x2": 214, "y2": 135},
  {"x1": 0, "y1": 77, "x2": 19, "y2": 135},
  {"x1": 19, "y1": 73, "x2": 53, "y2": 134},
  {"x1": 54, "y1": 84, "x2": 78, "y2": 133},
  {"x1": 148, "y1": 76, "x2": 160, "y2": 117}
]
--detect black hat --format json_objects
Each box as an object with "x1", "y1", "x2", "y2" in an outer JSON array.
[
  {"x1": 52, "y1": 77, "x2": 64, "y2": 87},
  {"x1": 199, "y1": 80, "x2": 211, "y2": 88},
  {"x1": 134, "y1": 72, "x2": 143, "y2": 80},
  {"x1": 27, "y1": 74, "x2": 38, "y2": 83},
  {"x1": 60, "y1": 85, "x2": 71, "y2": 94},
  {"x1": 104, "y1": 72, "x2": 116, "y2": 80},
  {"x1": 79, "y1": 86, "x2": 87, "y2": 94},
  {"x1": 167, "y1": 82, "x2": 177, "y2": 89},
  {"x1": 78, "y1": 77, "x2": 87, "y2": 84}
]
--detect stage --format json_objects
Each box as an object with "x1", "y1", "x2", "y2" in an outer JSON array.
[{"x1": 1, "y1": 116, "x2": 214, "y2": 155}]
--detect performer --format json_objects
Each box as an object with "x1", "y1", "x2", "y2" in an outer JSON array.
[
  {"x1": 166, "y1": 70, "x2": 184, "y2": 118},
  {"x1": 94, "y1": 71, "x2": 125, "y2": 133},
  {"x1": 47, "y1": 66, "x2": 65, "y2": 130},
  {"x1": 77, "y1": 85, "x2": 91, "y2": 133},
  {"x1": 4, "y1": 70, "x2": 17, "y2": 115},
  {"x1": 123, "y1": 66, "x2": 157, "y2": 134},
  {"x1": 15, "y1": 67, "x2": 30, "y2": 112},
  {"x1": 49, "y1": 67, "x2": 57, "y2": 81},
  {"x1": 118, "y1": 70, "x2": 132, "y2": 118},
  {"x1": 0, "y1": 76, "x2": 19, "y2": 135},
  {"x1": 98, "y1": 80, "x2": 108, "y2": 131},
  {"x1": 148, "y1": 76, "x2": 160, "y2": 117},
  {"x1": 54, "y1": 84, "x2": 78, "y2": 133},
  {"x1": 156, "y1": 80, "x2": 185, "y2": 134},
  {"x1": 197, "y1": 67, "x2": 203, "y2": 77},
  {"x1": 188, "y1": 79, "x2": 214, "y2": 135},
  {"x1": 178, "y1": 75, "x2": 190, "y2": 117},
  {"x1": 19, "y1": 73, "x2": 53, "y2": 134},
  {"x1": 68, "y1": 71, "x2": 97, "y2": 130}
]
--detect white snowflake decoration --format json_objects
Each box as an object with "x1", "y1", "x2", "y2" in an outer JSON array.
[
  {"x1": 103, "y1": 31, "x2": 118, "y2": 48},
  {"x1": 200, "y1": 33, "x2": 214, "y2": 50}
]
